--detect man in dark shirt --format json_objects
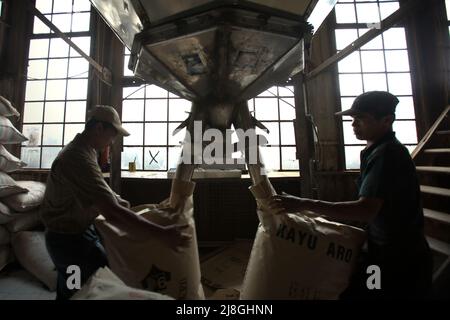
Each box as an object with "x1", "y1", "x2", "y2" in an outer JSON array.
[{"x1": 269, "y1": 91, "x2": 432, "y2": 299}]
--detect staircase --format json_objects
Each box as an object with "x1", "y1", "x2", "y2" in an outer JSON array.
[{"x1": 412, "y1": 105, "x2": 450, "y2": 297}]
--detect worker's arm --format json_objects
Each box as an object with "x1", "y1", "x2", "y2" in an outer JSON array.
[
  {"x1": 268, "y1": 194, "x2": 383, "y2": 224},
  {"x1": 95, "y1": 196, "x2": 191, "y2": 248}
]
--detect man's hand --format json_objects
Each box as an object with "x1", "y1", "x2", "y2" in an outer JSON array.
[{"x1": 268, "y1": 194, "x2": 306, "y2": 214}]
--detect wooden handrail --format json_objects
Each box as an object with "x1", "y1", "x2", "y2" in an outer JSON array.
[{"x1": 411, "y1": 105, "x2": 450, "y2": 159}]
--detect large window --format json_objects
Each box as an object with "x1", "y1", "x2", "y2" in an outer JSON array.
[
  {"x1": 21, "y1": 0, "x2": 91, "y2": 169},
  {"x1": 121, "y1": 52, "x2": 298, "y2": 172},
  {"x1": 334, "y1": 0, "x2": 417, "y2": 169}
]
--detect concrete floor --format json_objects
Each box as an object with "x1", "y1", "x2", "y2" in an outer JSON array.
[{"x1": 0, "y1": 264, "x2": 55, "y2": 300}]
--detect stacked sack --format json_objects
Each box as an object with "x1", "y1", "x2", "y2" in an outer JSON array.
[{"x1": 0, "y1": 95, "x2": 57, "y2": 291}]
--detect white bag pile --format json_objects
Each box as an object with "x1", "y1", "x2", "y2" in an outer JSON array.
[
  {"x1": 95, "y1": 179, "x2": 205, "y2": 299},
  {"x1": 0, "y1": 95, "x2": 56, "y2": 291},
  {"x1": 72, "y1": 267, "x2": 174, "y2": 300},
  {"x1": 240, "y1": 179, "x2": 366, "y2": 300}
]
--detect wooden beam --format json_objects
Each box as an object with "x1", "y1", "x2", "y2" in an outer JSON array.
[{"x1": 306, "y1": 0, "x2": 423, "y2": 81}]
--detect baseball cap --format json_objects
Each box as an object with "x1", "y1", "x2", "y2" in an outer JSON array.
[
  {"x1": 335, "y1": 91, "x2": 399, "y2": 117},
  {"x1": 88, "y1": 105, "x2": 130, "y2": 136}
]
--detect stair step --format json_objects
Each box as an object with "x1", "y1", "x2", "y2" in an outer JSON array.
[
  {"x1": 424, "y1": 208, "x2": 450, "y2": 225},
  {"x1": 416, "y1": 166, "x2": 450, "y2": 174},
  {"x1": 427, "y1": 236, "x2": 450, "y2": 256},
  {"x1": 420, "y1": 185, "x2": 450, "y2": 197},
  {"x1": 436, "y1": 130, "x2": 450, "y2": 135},
  {"x1": 424, "y1": 148, "x2": 450, "y2": 154}
]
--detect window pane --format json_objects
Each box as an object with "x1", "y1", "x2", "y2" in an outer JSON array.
[
  {"x1": 339, "y1": 74, "x2": 363, "y2": 96},
  {"x1": 168, "y1": 146, "x2": 182, "y2": 169},
  {"x1": 340, "y1": 97, "x2": 357, "y2": 121},
  {"x1": 360, "y1": 50, "x2": 385, "y2": 72},
  {"x1": 67, "y1": 79, "x2": 88, "y2": 99},
  {"x1": 280, "y1": 122, "x2": 296, "y2": 145},
  {"x1": 144, "y1": 147, "x2": 167, "y2": 170},
  {"x1": 68, "y1": 58, "x2": 89, "y2": 78},
  {"x1": 394, "y1": 121, "x2": 417, "y2": 144},
  {"x1": 64, "y1": 124, "x2": 84, "y2": 144},
  {"x1": 43, "y1": 124, "x2": 63, "y2": 145},
  {"x1": 335, "y1": 3, "x2": 356, "y2": 24},
  {"x1": 47, "y1": 58, "x2": 68, "y2": 78},
  {"x1": 380, "y1": 2, "x2": 399, "y2": 20},
  {"x1": 254, "y1": 98, "x2": 278, "y2": 120},
  {"x1": 168, "y1": 99, "x2": 191, "y2": 121},
  {"x1": 33, "y1": 16, "x2": 51, "y2": 34},
  {"x1": 25, "y1": 80, "x2": 46, "y2": 101},
  {"x1": 44, "y1": 101, "x2": 65, "y2": 122},
  {"x1": 396, "y1": 96, "x2": 415, "y2": 119},
  {"x1": 41, "y1": 147, "x2": 62, "y2": 169},
  {"x1": 145, "y1": 123, "x2": 167, "y2": 145},
  {"x1": 385, "y1": 50, "x2": 410, "y2": 72},
  {"x1": 21, "y1": 147, "x2": 41, "y2": 168},
  {"x1": 123, "y1": 123, "x2": 144, "y2": 145},
  {"x1": 51, "y1": 14, "x2": 72, "y2": 32},
  {"x1": 338, "y1": 51, "x2": 361, "y2": 73},
  {"x1": 258, "y1": 122, "x2": 279, "y2": 146},
  {"x1": 146, "y1": 85, "x2": 168, "y2": 98},
  {"x1": 387, "y1": 73, "x2": 412, "y2": 95},
  {"x1": 123, "y1": 86, "x2": 145, "y2": 99},
  {"x1": 257, "y1": 87, "x2": 277, "y2": 97},
  {"x1": 35, "y1": 0, "x2": 52, "y2": 14},
  {"x1": 278, "y1": 86, "x2": 294, "y2": 97},
  {"x1": 23, "y1": 102, "x2": 44, "y2": 123},
  {"x1": 356, "y1": 3, "x2": 380, "y2": 24},
  {"x1": 123, "y1": 55, "x2": 134, "y2": 76},
  {"x1": 145, "y1": 99, "x2": 167, "y2": 121},
  {"x1": 53, "y1": 0, "x2": 73, "y2": 13},
  {"x1": 281, "y1": 147, "x2": 299, "y2": 170},
  {"x1": 345, "y1": 146, "x2": 365, "y2": 170},
  {"x1": 73, "y1": 0, "x2": 91, "y2": 11},
  {"x1": 122, "y1": 99, "x2": 144, "y2": 122},
  {"x1": 122, "y1": 147, "x2": 143, "y2": 170},
  {"x1": 71, "y1": 12, "x2": 90, "y2": 32},
  {"x1": 383, "y1": 28, "x2": 407, "y2": 49},
  {"x1": 46, "y1": 80, "x2": 67, "y2": 100},
  {"x1": 70, "y1": 37, "x2": 91, "y2": 57},
  {"x1": 22, "y1": 125, "x2": 42, "y2": 146},
  {"x1": 279, "y1": 98, "x2": 295, "y2": 120},
  {"x1": 65, "y1": 101, "x2": 86, "y2": 122},
  {"x1": 260, "y1": 146, "x2": 280, "y2": 171},
  {"x1": 363, "y1": 73, "x2": 388, "y2": 91},
  {"x1": 335, "y1": 29, "x2": 358, "y2": 51},
  {"x1": 27, "y1": 59, "x2": 48, "y2": 79},
  {"x1": 29, "y1": 39, "x2": 49, "y2": 58},
  {"x1": 49, "y1": 38, "x2": 70, "y2": 57},
  {"x1": 168, "y1": 123, "x2": 186, "y2": 146}
]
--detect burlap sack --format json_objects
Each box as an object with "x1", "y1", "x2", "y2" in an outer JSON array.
[
  {"x1": 11, "y1": 231, "x2": 57, "y2": 291},
  {"x1": 72, "y1": 267, "x2": 174, "y2": 300},
  {"x1": 6, "y1": 210, "x2": 42, "y2": 233},
  {"x1": 240, "y1": 179, "x2": 366, "y2": 300},
  {"x1": 95, "y1": 179, "x2": 204, "y2": 299}
]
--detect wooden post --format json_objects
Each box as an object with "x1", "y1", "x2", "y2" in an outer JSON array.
[
  {"x1": 400, "y1": 0, "x2": 449, "y2": 139},
  {"x1": 294, "y1": 73, "x2": 315, "y2": 198}
]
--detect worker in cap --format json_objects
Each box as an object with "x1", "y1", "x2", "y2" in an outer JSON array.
[
  {"x1": 40, "y1": 105, "x2": 191, "y2": 300},
  {"x1": 269, "y1": 91, "x2": 432, "y2": 299}
]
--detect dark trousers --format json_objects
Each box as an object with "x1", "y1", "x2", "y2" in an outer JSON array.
[
  {"x1": 341, "y1": 236, "x2": 433, "y2": 300},
  {"x1": 45, "y1": 225, "x2": 108, "y2": 300}
]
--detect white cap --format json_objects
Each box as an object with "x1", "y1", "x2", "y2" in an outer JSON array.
[{"x1": 88, "y1": 105, "x2": 130, "y2": 136}]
